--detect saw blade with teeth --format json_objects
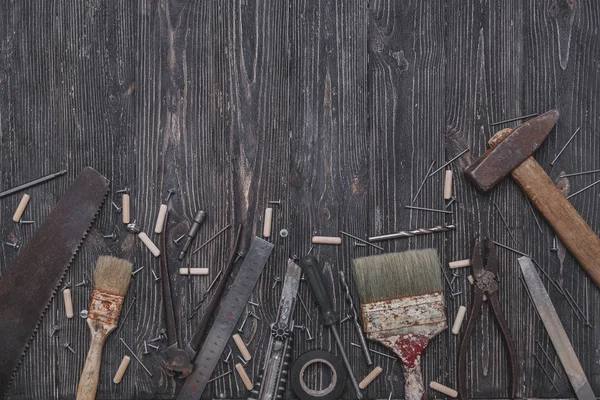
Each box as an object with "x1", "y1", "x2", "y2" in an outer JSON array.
[{"x1": 0, "y1": 167, "x2": 109, "y2": 394}]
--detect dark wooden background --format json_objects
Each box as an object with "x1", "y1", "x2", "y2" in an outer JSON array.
[{"x1": 1, "y1": 0, "x2": 598, "y2": 399}]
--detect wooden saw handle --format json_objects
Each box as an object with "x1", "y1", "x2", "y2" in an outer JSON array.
[{"x1": 512, "y1": 156, "x2": 600, "y2": 287}]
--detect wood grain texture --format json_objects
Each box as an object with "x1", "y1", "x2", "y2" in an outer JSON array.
[{"x1": 0, "y1": 1, "x2": 598, "y2": 399}]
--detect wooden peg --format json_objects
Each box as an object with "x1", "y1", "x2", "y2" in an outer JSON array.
[
  {"x1": 63, "y1": 288, "x2": 74, "y2": 319},
  {"x1": 263, "y1": 208, "x2": 273, "y2": 238},
  {"x1": 232, "y1": 333, "x2": 251, "y2": 361},
  {"x1": 154, "y1": 204, "x2": 168, "y2": 234},
  {"x1": 12, "y1": 194, "x2": 30, "y2": 222},
  {"x1": 121, "y1": 193, "x2": 130, "y2": 224},
  {"x1": 311, "y1": 236, "x2": 342, "y2": 245},
  {"x1": 358, "y1": 366, "x2": 383, "y2": 389},
  {"x1": 113, "y1": 356, "x2": 131, "y2": 384},
  {"x1": 444, "y1": 170, "x2": 453, "y2": 200},
  {"x1": 429, "y1": 381, "x2": 458, "y2": 398},
  {"x1": 138, "y1": 232, "x2": 160, "y2": 257},
  {"x1": 467, "y1": 275, "x2": 487, "y2": 300},
  {"x1": 449, "y1": 259, "x2": 471, "y2": 269},
  {"x1": 451, "y1": 305, "x2": 467, "y2": 335},
  {"x1": 179, "y1": 268, "x2": 209, "y2": 276},
  {"x1": 235, "y1": 363, "x2": 253, "y2": 390}
]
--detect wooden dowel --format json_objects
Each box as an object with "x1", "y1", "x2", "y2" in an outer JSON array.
[
  {"x1": 179, "y1": 268, "x2": 209, "y2": 276},
  {"x1": 449, "y1": 259, "x2": 471, "y2": 269},
  {"x1": 467, "y1": 276, "x2": 487, "y2": 300},
  {"x1": 232, "y1": 334, "x2": 251, "y2": 361},
  {"x1": 12, "y1": 194, "x2": 31, "y2": 222},
  {"x1": 235, "y1": 363, "x2": 253, "y2": 390},
  {"x1": 263, "y1": 208, "x2": 273, "y2": 238},
  {"x1": 311, "y1": 236, "x2": 342, "y2": 245},
  {"x1": 429, "y1": 381, "x2": 458, "y2": 398},
  {"x1": 358, "y1": 366, "x2": 383, "y2": 389},
  {"x1": 63, "y1": 288, "x2": 74, "y2": 319},
  {"x1": 154, "y1": 204, "x2": 168, "y2": 234},
  {"x1": 444, "y1": 170, "x2": 453, "y2": 200},
  {"x1": 451, "y1": 305, "x2": 467, "y2": 335},
  {"x1": 121, "y1": 194, "x2": 130, "y2": 224},
  {"x1": 138, "y1": 232, "x2": 160, "y2": 257},
  {"x1": 113, "y1": 356, "x2": 131, "y2": 384}
]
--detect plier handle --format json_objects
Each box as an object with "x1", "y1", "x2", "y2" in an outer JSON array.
[{"x1": 457, "y1": 238, "x2": 518, "y2": 399}]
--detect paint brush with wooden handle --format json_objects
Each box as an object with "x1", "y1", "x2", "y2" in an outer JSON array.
[
  {"x1": 352, "y1": 250, "x2": 447, "y2": 400},
  {"x1": 76, "y1": 256, "x2": 133, "y2": 400}
]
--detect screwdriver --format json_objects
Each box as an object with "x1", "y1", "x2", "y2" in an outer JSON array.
[{"x1": 300, "y1": 255, "x2": 363, "y2": 399}]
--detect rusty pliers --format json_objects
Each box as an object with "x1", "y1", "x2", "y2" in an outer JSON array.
[{"x1": 457, "y1": 238, "x2": 518, "y2": 399}]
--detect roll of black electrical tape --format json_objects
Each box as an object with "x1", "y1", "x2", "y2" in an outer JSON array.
[{"x1": 290, "y1": 350, "x2": 347, "y2": 400}]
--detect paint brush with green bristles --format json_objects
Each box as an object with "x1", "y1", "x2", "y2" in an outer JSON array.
[{"x1": 352, "y1": 249, "x2": 447, "y2": 400}]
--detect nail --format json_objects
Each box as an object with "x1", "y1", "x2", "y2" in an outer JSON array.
[
  {"x1": 165, "y1": 189, "x2": 176, "y2": 202},
  {"x1": 174, "y1": 234, "x2": 186, "y2": 244},
  {"x1": 103, "y1": 233, "x2": 117, "y2": 241},
  {"x1": 147, "y1": 343, "x2": 159, "y2": 350},
  {"x1": 131, "y1": 266, "x2": 145, "y2": 276},
  {"x1": 550, "y1": 237, "x2": 558, "y2": 252},
  {"x1": 551, "y1": 127, "x2": 581, "y2": 166},
  {"x1": 566, "y1": 178, "x2": 600, "y2": 200},
  {"x1": 19, "y1": 220, "x2": 34, "y2": 225},
  {"x1": 272, "y1": 277, "x2": 281, "y2": 289},
  {"x1": 305, "y1": 327, "x2": 314, "y2": 341},
  {"x1": 489, "y1": 113, "x2": 538, "y2": 127},
  {"x1": 340, "y1": 314, "x2": 352, "y2": 323},
  {"x1": 75, "y1": 279, "x2": 90, "y2": 287},
  {"x1": 405, "y1": 205, "x2": 453, "y2": 215},
  {"x1": 116, "y1": 188, "x2": 130, "y2": 194},
  {"x1": 339, "y1": 230, "x2": 384, "y2": 251},
  {"x1": 445, "y1": 196, "x2": 457, "y2": 208},
  {"x1": 237, "y1": 355, "x2": 248, "y2": 366},
  {"x1": 412, "y1": 159, "x2": 436, "y2": 203},
  {"x1": 268, "y1": 199, "x2": 282, "y2": 205},
  {"x1": 494, "y1": 203, "x2": 518, "y2": 246},
  {"x1": 430, "y1": 149, "x2": 469, "y2": 176},
  {"x1": 237, "y1": 313, "x2": 249, "y2": 333},
  {"x1": 63, "y1": 342, "x2": 76, "y2": 354},
  {"x1": 5, "y1": 242, "x2": 19, "y2": 249},
  {"x1": 151, "y1": 269, "x2": 161, "y2": 283}
]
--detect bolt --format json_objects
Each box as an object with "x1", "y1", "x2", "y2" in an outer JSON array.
[
  {"x1": 111, "y1": 201, "x2": 122, "y2": 213},
  {"x1": 272, "y1": 277, "x2": 281, "y2": 289},
  {"x1": 19, "y1": 220, "x2": 34, "y2": 225},
  {"x1": 268, "y1": 200, "x2": 281, "y2": 205},
  {"x1": 237, "y1": 355, "x2": 248, "y2": 366},
  {"x1": 340, "y1": 314, "x2": 352, "y2": 323},
  {"x1": 103, "y1": 233, "x2": 117, "y2": 241},
  {"x1": 174, "y1": 234, "x2": 186, "y2": 244},
  {"x1": 80, "y1": 310, "x2": 88, "y2": 319},
  {"x1": 116, "y1": 188, "x2": 130, "y2": 194},
  {"x1": 131, "y1": 266, "x2": 145, "y2": 277},
  {"x1": 50, "y1": 324, "x2": 60, "y2": 337},
  {"x1": 63, "y1": 342, "x2": 76, "y2": 354},
  {"x1": 75, "y1": 279, "x2": 90, "y2": 288},
  {"x1": 305, "y1": 327, "x2": 314, "y2": 341},
  {"x1": 165, "y1": 189, "x2": 176, "y2": 202},
  {"x1": 147, "y1": 343, "x2": 160, "y2": 350},
  {"x1": 5, "y1": 242, "x2": 19, "y2": 249},
  {"x1": 550, "y1": 237, "x2": 558, "y2": 252},
  {"x1": 445, "y1": 196, "x2": 457, "y2": 209},
  {"x1": 353, "y1": 242, "x2": 367, "y2": 248},
  {"x1": 151, "y1": 269, "x2": 161, "y2": 283}
]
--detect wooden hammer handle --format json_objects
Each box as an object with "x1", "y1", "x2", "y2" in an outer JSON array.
[{"x1": 513, "y1": 157, "x2": 600, "y2": 286}]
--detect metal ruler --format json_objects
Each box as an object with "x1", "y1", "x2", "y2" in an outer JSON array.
[{"x1": 177, "y1": 236, "x2": 274, "y2": 400}]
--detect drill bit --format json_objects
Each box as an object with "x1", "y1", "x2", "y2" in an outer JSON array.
[
  {"x1": 178, "y1": 210, "x2": 207, "y2": 260},
  {"x1": 339, "y1": 271, "x2": 373, "y2": 366},
  {"x1": 368, "y1": 224, "x2": 456, "y2": 242}
]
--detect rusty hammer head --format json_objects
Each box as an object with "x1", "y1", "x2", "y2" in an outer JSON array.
[{"x1": 465, "y1": 109, "x2": 559, "y2": 191}]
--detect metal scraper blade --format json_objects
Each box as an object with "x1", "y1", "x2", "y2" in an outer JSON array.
[{"x1": 0, "y1": 167, "x2": 109, "y2": 393}]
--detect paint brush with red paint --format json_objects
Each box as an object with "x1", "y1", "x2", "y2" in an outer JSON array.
[{"x1": 352, "y1": 250, "x2": 447, "y2": 400}]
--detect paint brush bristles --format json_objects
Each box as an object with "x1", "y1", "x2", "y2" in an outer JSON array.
[
  {"x1": 352, "y1": 249, "x2": 441, "y2": 303},
  {"x1": 93, "y1": 256, "x2": 132, "y2": 296}
]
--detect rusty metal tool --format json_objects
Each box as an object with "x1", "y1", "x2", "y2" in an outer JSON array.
[
  {"x1": 457, "y1": 238, "x2": 518, "y2": 400},
  {"x1": 518, "y1": 257, "x2": 595, "y2": 400},
  {"x1": 0, "y1": 167, "x2": 109, "y2": 394},
  {"x1": 0, "y1": 169, "x2": 67, "y2": 199},
  {"x1": 465, "y1": 110, "x2": 600, "y2": 287},
  {"x1": 178, "y1": 209, "x2": 207, "y2": 260}
]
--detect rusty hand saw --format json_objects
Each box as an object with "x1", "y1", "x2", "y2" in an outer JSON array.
[{"x1": 0, "y1": 167, "x2": 109, "y2": 393}]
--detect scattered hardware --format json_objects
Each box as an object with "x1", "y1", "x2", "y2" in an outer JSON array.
[
  {"x1": 119, "y1": 338, "x2": 153, "y2": 377},
  {"x1": 464, "y1": 110, "x2": 600, "y2": 287},
  {"x1": 188, "y1": 270, "x2": 224, "y2": 321},
  {"x1": 126, "y1": 222, "x2": 141, "y2": 234},
  {"x1": 178, "y1": 236, "x2": 273, "y2": 400},
  {"x1": 405, "y1": 205, "x2": 453, "y2": 214},
  {"x1": 63, "y1": 342, "x2": 76, "y2": 354},
  {"x1": 138, "y1": 231, "x2": 161, "y2": 257},
  {"x1": 113, "y1": 356, "x2": 131, "y2": 384},
  {"x1": 154, "y1": 204, "x2": 168, "y2": 234},
  {"x1": 368, "y1": 224, "x2": 456, "y2": 242},
  {"x1": 560, "y1": 168, "x2": 600, "y2": 178},
  {"x1": 12, "y1": 193, "x2": 30, "y2": 222},
  {"x1": 518, "y1": 257, "x2": 596, "y2": 400},
  {"x1": 338, "y1": 271, "x2": 372, "y2": 366},
  {"x1": 263, "y1": 208, "x2": 273, "y2": 238},
  {"x1": 76, "y1": 256, "x2": 133, "y2": 399},
  {"x1": 458, "y1": 239, "x2": 517, "y2": 400},
  {"x1": 179, "y1": 268, "x2": 209, "y2": 276},
  {"x1": 535, "y1": 341, "x2": 565, "y2": 383},
  {"x1": 353, "y1": 249, "x2": 446, "y2": 400},
  {"x1": 151, "y1": 269, "x2": 160, "y2": 283},
  {"x1": 268, "y1": 200, "x2": 282, "y2": 205},
  {"x1": 449, "y1": 259, "x2": 471, "y2": 269},
  {"x1": 116, "y1": 297, "x2": 137, "y2": 337},
  {"x1": 300, "y1": 255, "x2": 363, "y2": 399},
  {"x1": 349, "y1": 343, "x2": 396, "y2": 361},
  {"x1": 179, "y1": 209, "x2": 207, "y2": 260},
  {"x1": 430, "y1": 148, "x2": 469, "y2": 176},
  {"x1": 353, "y1": 242, "x2": 367, "y2": 248},
  {"x1": 412, "y1": 159, "x2": 436, "y2": 203},
  {"x1": 445, "y1": 196, "x2": 457, "y2": 208},
  {"x1": 50, "y1": 324, "x2": 60, "y2": 338},
  {"x1": 191, "y1": 224, "x2": 232, "y2": 255},
  {"x1": 19, "y1": 220, "x2": 34, "y2": 225},
  {"x1": 236, "y1": 363, "x2": 254, "y2": 390},
  {"x1": 121, "y1": 192, "x2": 131, "y2": 224},
  {"x1": 429, "y1": 381, "x2": 458, "y2": 398},
  {"x1": 132, "y1": 266, "x2": 145, "y2": 276},
  {"x1": 111, "y1": 201, "x2": 122, "y2": 213},
  {"x1": 290, "y1": 350, "x2": 347, "y2": 400},
  {"x1": 489, "y1": 112, "x2": 537, "y2": 127},
  {"x1": 339, "y1": 230, "x2": 383, "y2": 251},
  {"x1": 174, "y1": 234, "x2": 186, "y2": 244},
  {"x1": 0, "y1": 169, "x2": 67, "y2": 199},
  {"x1": 534, "y1": 354, "x2": 560, "y2": 393},
  {"x1": 311, "y1": 236, "x2": 342, "y2": 245},
  {"x1": 232, "y1": 334, "x2": 252, "y2": 361},
  {"x1": 451, "y1": 306, "x2": 467, "y2": 335},
  {"x1": 80, "y1": 310, "x2": 88, "y2": 319},
  {"x1": 249, "y1": 259, "x2": 301, "y2": 400},
  {"x1": 279, "y1": 228, "x2": 289, "y2": 238},
  {"x1": 63, "y1": 287, "x2": 74, "y2": 319},
  {"x1": 4, "y1": 241, "x2": 19, "y2": 249},
  {"x1": 103, "y1": 232, "x2": 117, "y2": 241},
  {"x1": 551, "y1": 127, "x2": 581, "y2": 166},
  {"x1": 444, "y1": 170, "x2": 453, "y2": 200},
  {"x1": 358, "y1": 366, "x2": 383, "y2": 389},
  {"x1": 208, "y1": 370, "x2": 232, "y2": 383},
  {"x1": 567, "y1": 178, "x2": 600, "y2": 200}
]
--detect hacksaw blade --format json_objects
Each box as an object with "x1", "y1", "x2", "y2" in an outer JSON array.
[{"x1": 0, "y1": 167, "x2": 109, "y2": 393}]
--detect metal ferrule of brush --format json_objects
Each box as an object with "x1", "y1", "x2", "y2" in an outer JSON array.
[
  {"x1": 299, "y1": 255, "x2": 339, "y2": 325},
  {"x1": 178, "y1": 210, "x2": 207, "y2": 260}
]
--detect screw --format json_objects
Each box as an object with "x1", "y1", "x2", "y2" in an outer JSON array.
[
  {"x1": 445, "y1": 196, "x2": 457, "y2": 208},
  {"x1": 272, "y1": 277, "x2": 281, "y2": 289},
  {"x1": 151, "y1": 269, "x2": 161, "y2": 283},
  {"x1": 268, "y1": 200, "x2": 281, "y2": 205},
  {"x1": 550, "y1": 237, "x2": 558, "y2": 252},
  {"x1": 111, "y1": 201, "x2": 122, "y2": 213},
  {"x1": 19, "y1": 220, "x2": 34, "y2": 225},
  {"x1": 75, "y1": 279, "x2": 90, "y2": 288},
  {"x1": 353, "y1": 242, "x2": 367, "y2": 248},
  {"x1": 50, "y1": 324, "x2": 60, "y2": 337},
  {"x1": 237, "y1": 355, "x2": 248, "y2": 366},
  {"x1": 103, "y1": 233, "x2": 117, "y2": 241},
  {"x1": 147, "y1": 343, "x2": 160, "y2": 350},
  {"x1": 80, "y1": 310, "x2": 88, "y2": 319},
  {"x1": 340, "y1": 314, "x2": 352, "y2": 323},
  {"x1": 5, "y1": 242, "x2": 19, "y2": 249},
  {"x1": 63, "y1": 342, "x2": 76, "y2": 354},
  {"x1": 305, "y1": 327, "x2": 314, "y2": 341},
  {"x1": 116, "y1": 188, "x2": 130, "y2": 194},
  {"x1": 165, "y1": 189, "x2": 176, "y2": 203},
  {"x1": 131, "y1": 266, "x2": 145, "y2": 277},
  {"x1": 174, "y1": 234, "x2": 185, "y2": 244}
]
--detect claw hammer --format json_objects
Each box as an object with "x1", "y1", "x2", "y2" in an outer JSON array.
[{"x1": 465, "y1": 109, "x2": 600, "y2": 288}]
